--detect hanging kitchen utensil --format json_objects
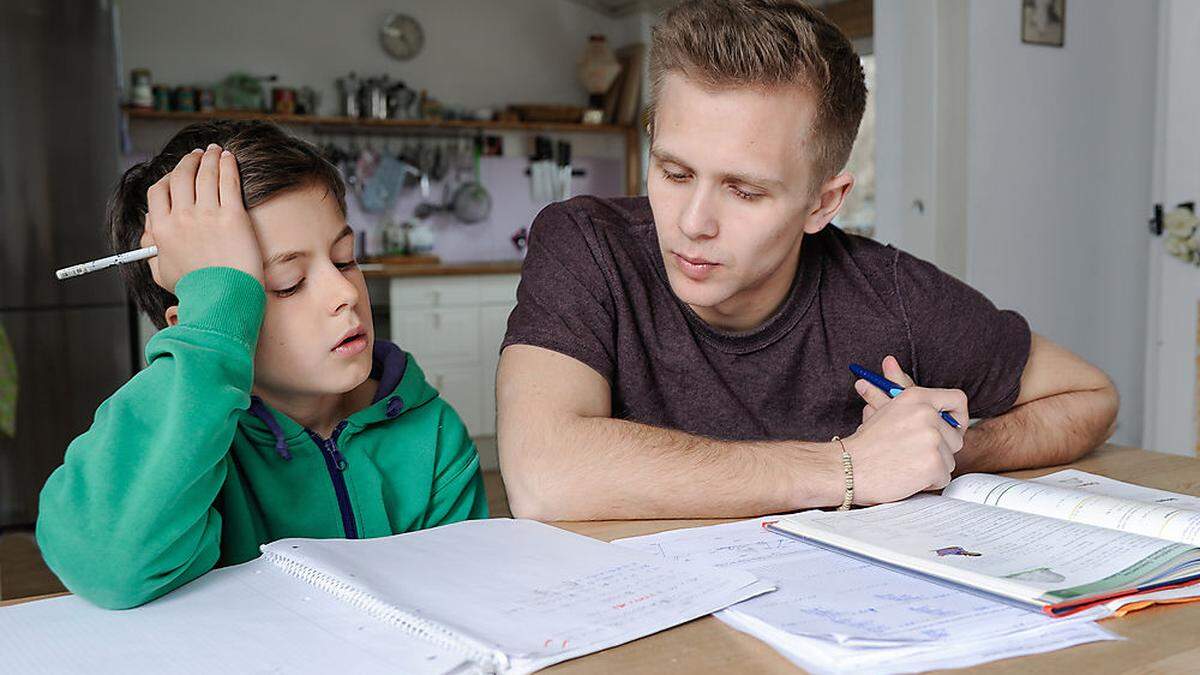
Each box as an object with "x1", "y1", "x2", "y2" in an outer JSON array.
[
  {"x1": 358, "y1": 153, "x2": 406, "y2": 213},
  {"x1": 430, "y1": 140, "x2": 449, "y2": 181},
  {"x1": 450, "y1": 139, "x2": 492, "y2": 224},
  {"x1": 418, "y1": 142, "x2": 437, "y2": 177},
  {"x1": 399, "y1": 141, "x2": 421, "y2": 188},
  {"x1": 437, "y1": 139, "x2": 468, "y2": 209}
]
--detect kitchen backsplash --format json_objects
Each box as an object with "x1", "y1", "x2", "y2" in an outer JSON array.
[{"x1": 347, "y1": 154, "x2": 623, "y2": 263}]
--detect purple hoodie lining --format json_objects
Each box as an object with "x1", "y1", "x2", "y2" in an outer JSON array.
[{"x1": 369, "y1": 340, "x2": 407, "y2": 404}]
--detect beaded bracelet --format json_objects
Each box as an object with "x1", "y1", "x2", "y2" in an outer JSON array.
[{"x1": 832, "y1": 436, "x2": 854, "y2": 511}]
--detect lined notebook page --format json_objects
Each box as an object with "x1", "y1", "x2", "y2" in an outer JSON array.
[
  {"x1": 0, "y1": 558, "x2": 468, "y2": 675},
  {"x1": 263, "y1": 518, "x2": 770, "y2": 672}
]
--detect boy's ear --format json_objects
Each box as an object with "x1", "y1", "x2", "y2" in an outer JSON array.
[{"x1": 164, "y1": 306, "x2": 179, "y2": 327}]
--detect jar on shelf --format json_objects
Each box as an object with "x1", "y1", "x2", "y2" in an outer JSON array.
[{"x1": 129, "y1": 68, "x2": 153, "y2": 108}]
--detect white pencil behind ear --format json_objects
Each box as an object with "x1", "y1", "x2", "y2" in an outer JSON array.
[{"x1": 55, "y1": 245, "x2": 159, "y2": 280}]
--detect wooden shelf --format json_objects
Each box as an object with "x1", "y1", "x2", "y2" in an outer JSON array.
[
  {"x1": 122, "y1": 106, "x2": 644, "y2": 196},
  {"x1": 121, "y1": 106, "x2": 634, "y2": 135}
]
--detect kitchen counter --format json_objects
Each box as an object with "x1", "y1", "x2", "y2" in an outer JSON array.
[{"x1": 359, "y1": 260, "x2": 524, "y2": 278}]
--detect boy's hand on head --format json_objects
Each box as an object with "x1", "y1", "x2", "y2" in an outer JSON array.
[{"x1": 142, "y1": 144, "x2": 264, "y2": 293}]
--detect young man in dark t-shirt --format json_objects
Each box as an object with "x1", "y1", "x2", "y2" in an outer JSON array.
[{"x1": 498, "y1": 0, "x2": 1118, "y2": 520}]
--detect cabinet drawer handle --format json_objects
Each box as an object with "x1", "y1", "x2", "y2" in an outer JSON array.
[
  {"x1": 432, "y1": 290, "x2": 441, "y2": 306},
  {"x1": 433, "y1": 312, "x2": 441, "y2": 330},
  {"x1": 435, "y1": 375, "x2": 444, "y2": 389}
]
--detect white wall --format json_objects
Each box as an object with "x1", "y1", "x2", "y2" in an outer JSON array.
[
  {"x1": 964, "y1": 0, "x2": 1155, "y2": 446},
  {"x1": 877, "y1": 0, "x2": 1157, "y2": 446},
  {"x1": 117, "y1": 0, "x2": 641, "y2": 114}
]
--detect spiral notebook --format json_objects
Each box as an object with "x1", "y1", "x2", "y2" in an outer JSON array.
[{"x1": 0, "y1": 519, "x2": 771, "y2": 674}]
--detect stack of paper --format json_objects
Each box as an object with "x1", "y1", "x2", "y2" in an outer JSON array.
[{"x1": 617, "y1": 518, "x2": 1117, "y2": 674}]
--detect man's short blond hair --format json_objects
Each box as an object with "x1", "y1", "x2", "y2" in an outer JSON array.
[{"x1": 648, "y1": 0, "x2": 867, "y2": 188}]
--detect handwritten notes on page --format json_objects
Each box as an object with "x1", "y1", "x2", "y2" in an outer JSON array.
[
  {"x1": 617, "y1": 517, "x2": 1061, "y2": 644},
  {"x1": 616, "y1": 518, "x2": 1115, "y2": 674},
  {"x1": 264, "y1": 518, "x2": 772, "y2": 673}
]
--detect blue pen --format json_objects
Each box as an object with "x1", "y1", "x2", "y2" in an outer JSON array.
[{"x1": 849, "y1": 363, "x2": 962, "y2": 429}]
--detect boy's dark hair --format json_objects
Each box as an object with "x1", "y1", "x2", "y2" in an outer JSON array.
[{"x1": 109, "y1": 120, "x2": 347, "y2": 329}]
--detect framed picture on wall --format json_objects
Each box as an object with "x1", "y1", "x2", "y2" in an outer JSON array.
[{"x1": 1022, "y1": 0, "x2": 1065, "y2": 47}]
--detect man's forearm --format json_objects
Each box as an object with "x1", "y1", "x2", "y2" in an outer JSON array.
[
  {"x1": 500, "y1": 414, "x2": 844, "y2": 521},
  {"x1": 956, "y1": 386, "x2": 1118, "y2": 474}
]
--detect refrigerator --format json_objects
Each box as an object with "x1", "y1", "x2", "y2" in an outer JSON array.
[{"x1": 0, "y1": 0, "x2": 134, "y2": 528}]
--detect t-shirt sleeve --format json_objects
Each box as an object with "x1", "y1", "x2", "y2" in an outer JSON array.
[
  {"x1": 501, "y1": 200, "x2": 617, "y2": 382},
  {"x1": 893, "y1": 249, "x2": 1032, "y2": 419}
]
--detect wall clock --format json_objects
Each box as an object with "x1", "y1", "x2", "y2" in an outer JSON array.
[{"x1": 381, "y1": 13, "x2": 424, "y2": 61}]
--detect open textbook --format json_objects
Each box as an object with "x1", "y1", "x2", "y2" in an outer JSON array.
[
  {"x1": 771, "y1": 469, "x2": 1200, "y2": 617},
  {"x1": 616, "y1": 517, "x2": 1115, "y2": 675},
  {"x1": 0, "y1": 519, "x2": 770, "y2": 675}
]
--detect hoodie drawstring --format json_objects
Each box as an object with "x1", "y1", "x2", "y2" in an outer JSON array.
[{"x1": 248, "y1": 396, "x2": 293, "y2": 461}]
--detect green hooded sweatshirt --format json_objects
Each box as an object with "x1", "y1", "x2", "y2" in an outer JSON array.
[{"x1": 36, "y1": 267, "x2": 488, "y2": 609}]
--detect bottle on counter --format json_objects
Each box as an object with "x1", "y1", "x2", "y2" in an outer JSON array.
[
  {"x1": 381, "y1": 214, "x2": 409, "y2": 256},
  {"x1": 406, "y1": 213, "x2": 436, "y2": 255}
]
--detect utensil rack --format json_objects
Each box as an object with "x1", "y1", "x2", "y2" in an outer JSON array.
[{"x1": 121, "y1": 107, "x2": 642, "y2": 195}]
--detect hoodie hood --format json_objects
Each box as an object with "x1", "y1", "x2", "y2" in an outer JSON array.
[{"x1": 241, "y1": 340, "x2": 437, "y2": 459}]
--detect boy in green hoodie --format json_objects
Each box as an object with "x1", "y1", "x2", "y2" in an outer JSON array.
[{"x1": 37, "y1": 121, "x2": 488, "y2": 609}]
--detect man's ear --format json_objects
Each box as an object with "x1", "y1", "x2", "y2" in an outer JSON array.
[
  {"x1": 802, "y1": 171, "x2": 855, "y2": 235},
  {"x1": 164, "y1": 305, "x2": 179, "y2": 327}
]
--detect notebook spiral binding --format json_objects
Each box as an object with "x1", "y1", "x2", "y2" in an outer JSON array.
[{"x1": 262, "y1": 549, "x2": 509, "y2": 674}]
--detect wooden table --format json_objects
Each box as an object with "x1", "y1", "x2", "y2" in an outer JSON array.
[
  {"x1": 5, "y1": 444, "x2": 1199, "y2": 673},
  {"x1": 545, "y1": 444, "x2": 1200, "y2": 674}
]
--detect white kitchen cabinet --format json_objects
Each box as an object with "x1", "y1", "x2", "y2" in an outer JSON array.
[
  {"x1": 423, "y1": 365, "x2": 486, "y2": 438},
  {"x1": 388, "y1": 274, "x2": 520, "y2": 438},
  {"x1": 395, "y1": 308, "x2": 480, "y2": 364}
]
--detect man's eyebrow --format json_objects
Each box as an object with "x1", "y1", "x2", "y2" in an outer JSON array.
[
  {"x1": 650, "y1": 148, "x2": 691, "y2": 170},
  {"x1": 651, "y1": 148, "x2": 783, "y2": 190},
  {"x1": 725, "y1": 169, "x2": 784, "y2": 190}
]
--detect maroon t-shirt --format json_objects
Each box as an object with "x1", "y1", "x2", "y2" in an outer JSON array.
[{"x1": 502, "y1": 196, "x2": 1031, "y2": 442}]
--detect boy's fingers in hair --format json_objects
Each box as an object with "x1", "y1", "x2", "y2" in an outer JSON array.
[
  {"x1": 146, "y1": 174, "x2": 171, "y2": 222},
  {"x1": 194, "y1": 144, "x2": 222, "y2": 207},
  {"x1": 217, "y1": 149, "x2": 241, "y2": 207},
  {"x1": 168, "y1": 148, "x2": 203, "y2": 208}
]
